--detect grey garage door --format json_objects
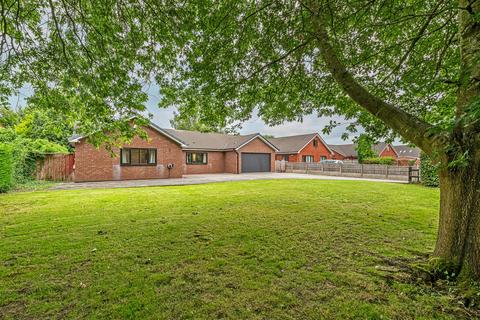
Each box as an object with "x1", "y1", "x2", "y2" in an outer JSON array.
[{"x1": 241, "y1": 153, "x2": 271, "y2": 173}]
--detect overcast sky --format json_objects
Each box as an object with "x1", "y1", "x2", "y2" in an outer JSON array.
[{"x1": 144, "y1": 85, "x2": 356, "y2": 144}]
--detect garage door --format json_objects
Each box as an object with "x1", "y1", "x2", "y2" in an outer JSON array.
[{"x1": 241, "y1": 153, "x2": 271, "y2": 173}]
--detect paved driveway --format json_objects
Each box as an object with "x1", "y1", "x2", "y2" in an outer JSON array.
[{"x1": 51, "y1": 172, "x2": 407, "y2": 190}]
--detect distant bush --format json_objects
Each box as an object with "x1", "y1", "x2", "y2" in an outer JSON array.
[
  {"x1": 0, "y1": 143, "x2": 13, "y2": 193},
  {"x1": 362, "y1": 157, "x2": 396, "y2": 165},
  {"x1": 420, "y1": 153, "x2": 439, "y2": 187}
]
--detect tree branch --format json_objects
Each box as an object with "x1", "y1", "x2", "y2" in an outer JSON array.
[
  {"x1": 246, "y1": 39, "x2": 311, "y2": 80},
  {"x1": 382, "y1": 0, "x2": 447, "y2": 82},
  {"x1": 48, "y1": 0, "x2": 71, "y2": 67},
  {"x1": 309, "y1": 5, "x2": 442, "y2": 155}
]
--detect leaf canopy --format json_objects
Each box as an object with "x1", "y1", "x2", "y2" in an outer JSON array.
[{"x1": 1, "y1": 0, "x2": 461, "y2": 144}]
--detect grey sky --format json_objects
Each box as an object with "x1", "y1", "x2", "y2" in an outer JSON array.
[{"x1": 144, "y1": 85, "x2": 355, "y2": 144}]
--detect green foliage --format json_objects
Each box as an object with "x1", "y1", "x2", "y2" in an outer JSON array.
[
  {"x1": 0, "y1": 104, "x2": 20, "y2": 128},
  {"x1": 0, "y1": 127, "x2": 17, "y2": 142},
  {"x1": 170, "y1": 109, "x2": 237, "y2": 133},
  {"x1": 356, "y1": 135, "x2": 376, "y2": 163},
  {"x1": 10, "y1": 138, "x2": 69, "y2": 185},
  {"x1": 362, "y1": 157, "x2": 396, "y2": 165},
  {"x1": 0, "y1": 127, "x2": 69, "y2": 187},
  {"x1": 0, "y1": 143, "x2": 13, "y2": 193},
  {"x1": 0, "y1": 1, "x2": 459, "y2": 145},
  {"x1": 420, "y1": 153, "x2": 439, "y2": 187},
  {"x1": 13, "y1": 105, "x2": 75, "y2": 146}
]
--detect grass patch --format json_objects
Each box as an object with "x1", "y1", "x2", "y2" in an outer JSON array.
[{"x1": 0, "y1": 180, "x2": 475, "y2": 318}]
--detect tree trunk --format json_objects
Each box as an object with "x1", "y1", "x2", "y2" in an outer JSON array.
[
  {"x1": 434, "y1": 152, "x2": 480, "y2": 279},
  {"x1": 432, "y1": 0, "x2": 480, "y2": 280}
]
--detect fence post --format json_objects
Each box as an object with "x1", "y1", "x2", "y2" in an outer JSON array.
[
  {"x1": 322, "y1": 163, "x2": 324, "y2": 173},
  {"x1": 339, "y1": 164, "x2": 343, "y2": 176},
  {"x1": 361, "y1": 164, "x2": 364, "y2": 177},
  {"x1": 408, "y1": 166, "x2": 412, "y2": 183},
  {"x1": 386, "y1": 165, "x2": 389, "y2": 179}
]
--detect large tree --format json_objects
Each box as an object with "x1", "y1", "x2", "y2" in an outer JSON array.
[{"x1": 1, "y1": 1, "x2": 479, "y2": 279}]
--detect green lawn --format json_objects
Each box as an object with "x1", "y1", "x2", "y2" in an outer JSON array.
[{"x1": 0, "y1": 180, "x2": 474, "y2": 319}]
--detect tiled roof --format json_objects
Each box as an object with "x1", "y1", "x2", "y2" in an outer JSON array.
[
  {"x1": 69, "y1": 120, "x2": 278, "y2": 151},
  {"x1": 163, "y1": 129, "x2": 260, "y2": 150},
  {"x1": 329, "y1": 144, "x2": 357, "y2": 157},
  {"x1": 267, "y1": 133, "x2": 318, "y2": 154},
  {"x1": 329, "y1": 143, "x2": 421, "y2": 159},
  {"x1": 394, "y1": 145, "x2": 421, "y2": 158}
]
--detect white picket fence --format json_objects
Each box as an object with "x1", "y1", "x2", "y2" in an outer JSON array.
[{"x1": 275, "y1": 160, "x2": 417, "y2": 182}]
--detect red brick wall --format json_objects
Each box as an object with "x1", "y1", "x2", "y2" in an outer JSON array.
[
  {"x1": 277, "y1": 137, "x2": 333, "y2": 162},
  {"x1": 275, "y1": 154, "x2": 296, "y2": 161},
  {"x1": 331, "y1": 150, "x2": 345, "y2": 160},
  {"x1": 74, "y1": 126, "x2": 184, "y2": 182},
  {"x1": 296, "y1": 137, "x2": 333, "y2": 162},
  {"x1": 224, "y1": 151, "x2": 238, "y2": 173},
  {"x1": 183, "y1": 151, "x2": 225, "y2": 174},
  {"x1": 379, "y1": 145, "x2": 398, "y2": 158},
  {"x1": 238, "y1": 138, "x2": 276, "y2": 172}
]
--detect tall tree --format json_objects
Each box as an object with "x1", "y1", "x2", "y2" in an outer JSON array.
[{"x1": 1, "y1": 1, "x2": 479, "y2": 279}]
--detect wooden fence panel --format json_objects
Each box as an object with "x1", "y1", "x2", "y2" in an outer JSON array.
[
  {"x1": 275, "y1": 160, "x2": 417, "y2": 182},
  {"x1": 36, "y1": 154, "x2": 75, "y2": 181}
]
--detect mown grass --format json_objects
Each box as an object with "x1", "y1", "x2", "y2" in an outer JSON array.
[{"x1": 0, "y1": 180, "x2": 474, "y2": 319}]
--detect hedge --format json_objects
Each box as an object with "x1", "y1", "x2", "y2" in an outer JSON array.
[
  {"x1": 420, "y1": 152, "x2": 439, "y2": 187},
  {"x1": 362, "y1": 157, "x2": 396, "y2": 165},
  {"x1": 0, "y1": 143, "x2": 13, "y2": 193}
]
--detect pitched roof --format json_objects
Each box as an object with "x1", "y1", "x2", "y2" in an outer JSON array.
[
  {"x1": 268, "y1": 133, "x2": 333, "y2": 154},
  {"x1": 68, "y1": 122, "x2": 187, "y2": 146},
  {"x1": 69, "y1": 120, "x2": 278, "y2": 151},
  {"x1": 162, "y1": 129, "x2": 279, "y2": 151},
  {"x1": 329, "y1": 143, "x2": 421, "y2": 159},
  {"x1": 163, "y1": 129, "x2": 249, "y2": 150},
  {"x1": 329, "y1": 144, "x2": 357, "y2": 157},
  {"x1": 394, "y1": 145, "x2": 421, "y2": 158},
  {"x1": 372, "y1": 142, "x2": 389, "y2": 154}
]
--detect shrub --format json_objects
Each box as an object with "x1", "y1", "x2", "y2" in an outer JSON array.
[
  {"x1": 362, "y1": 157, "x2": 396, "y2": 165},
  {"x1": 420, "y1": 152, "x2": 439, "y2": 187},
  {"x1": 0, "y1": 127, "x2": 17, "y2": 142},
  {"x1": 0, "y1": 143, "x2": 13, "y2": 192},
  {"x1": 0, "y1": 129, "x2": 70, "y2": 188}
]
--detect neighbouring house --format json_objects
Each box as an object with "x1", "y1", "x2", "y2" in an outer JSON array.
[
  {"x1": 69, "y1": 121, "x2": 278, "y2": 182},
  {"x1": 329, "y1": 143, "x2": 420, "y2": 165},
  {"x1": 268, "y1": 133, "x2": 335, "y2": 162},
  {"x1": 329, "y1": 144, "x2": 358, "y2": 161},
  {"x1": 394, "y1": 145, "x2": 421, "y2": 166}
]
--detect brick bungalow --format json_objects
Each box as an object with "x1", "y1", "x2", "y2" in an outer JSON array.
[
  {"x1": 69, "y1": 121, "x2": 279, "y2": 182},
  {"x1": 269, "y1": 133, "x2": 335, "y2": 162},
  {"x1": 329, "y1": 143, "x2": 420, "y2": 164}
]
